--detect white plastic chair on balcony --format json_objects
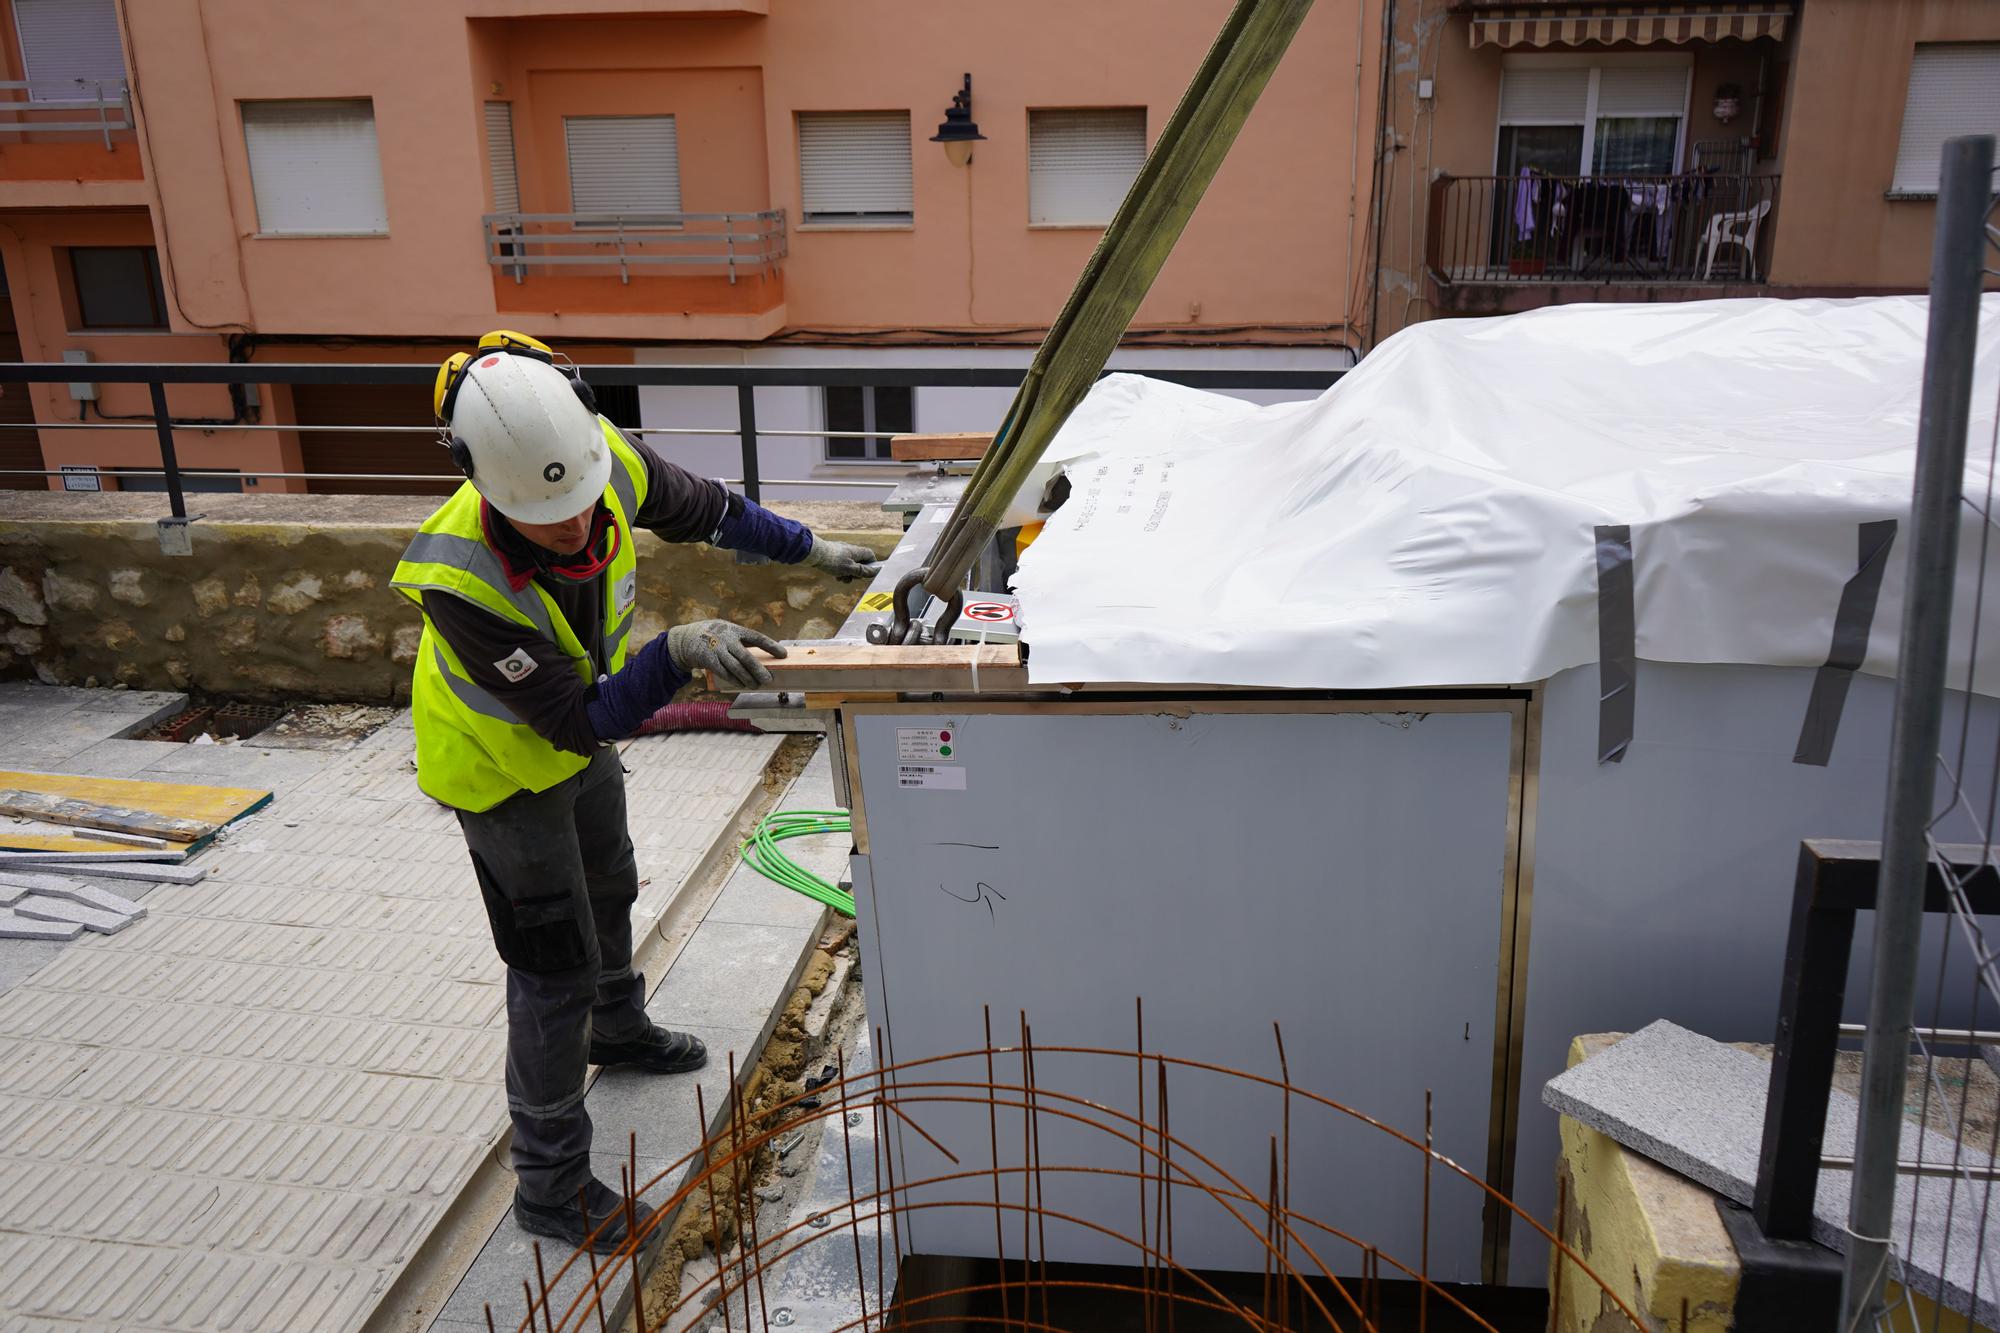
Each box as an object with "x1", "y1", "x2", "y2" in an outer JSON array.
[{"x1": 1697, "y1": 198, "x2": 1772, "y2": 280}]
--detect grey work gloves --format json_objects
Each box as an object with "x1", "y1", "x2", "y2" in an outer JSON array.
[
  {"x1": 667, "y1": 618, "x2": 787, "y2": 690},
  {"x1": 805, "y1": 536, "x2": 883, "y2": 582}
]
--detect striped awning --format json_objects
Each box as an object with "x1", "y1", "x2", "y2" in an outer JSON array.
[{"x1": 1468, "y1": 4, "x2": 1791, "y2": 49}]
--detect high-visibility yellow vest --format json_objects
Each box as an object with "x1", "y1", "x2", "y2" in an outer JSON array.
[{"x1": 391, "y1": 418, "x2": 648, "y2": 812}]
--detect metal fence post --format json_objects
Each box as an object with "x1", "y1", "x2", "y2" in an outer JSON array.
[
  {"x1": 735, "y1": 383, "x2": 761, "y2": 505},
  {"x1": 148, "y1": 380, "x2": 196, "y2": 556},
  {"x1": 1841, "y1": 132, "x2": 1995, "y2": 1330}
]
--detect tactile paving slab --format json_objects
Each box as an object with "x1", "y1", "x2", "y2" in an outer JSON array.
[{"x1": 0, "y1": 702, "x2": 779, "y2": 1332}]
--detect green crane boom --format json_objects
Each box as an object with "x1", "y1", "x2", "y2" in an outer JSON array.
[{"x1": 919, "y1": 0, "x2": 1318, "y2": 603}]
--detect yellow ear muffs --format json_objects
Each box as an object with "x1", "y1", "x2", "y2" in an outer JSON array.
[{"x1": 438, "y1": 330, "x2": 596, "y2": 425}]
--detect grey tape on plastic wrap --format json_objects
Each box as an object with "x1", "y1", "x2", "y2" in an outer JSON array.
[
  {"x1": 1594, "y1": 525, "x2": 1635, "y2": 765},
  {"x1": 1793, "y1": 519, "x2": 1899, "y2": 766}
]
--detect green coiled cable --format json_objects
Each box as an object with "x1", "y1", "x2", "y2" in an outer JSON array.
[{"x1": 740, "y1": 808, "x2": 856, "y2": 917}]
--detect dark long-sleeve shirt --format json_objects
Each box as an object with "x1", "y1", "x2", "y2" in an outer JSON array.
[{"x1": 421, "y1": 432, "x2": 809, "y2": 754}]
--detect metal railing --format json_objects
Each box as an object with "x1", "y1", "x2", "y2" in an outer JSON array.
[
  {"x1": 1739, "y1": 137, "x2": 1998, "y2": 1329},
  {"x1": 483, "y1": 210, "x2": 787, "y2": 285},
  {"x1": 0, "y1": 78, "x2": 132, "y2": 150},
  {"x1": 0, "y1": 360, "x2": 1343, "y2": 548},
  {"x1": 1426, "y1": 171, "x2": 1782, "y2": 286}
]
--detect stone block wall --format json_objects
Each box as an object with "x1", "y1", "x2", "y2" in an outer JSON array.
[{"x1": 0, "y1": 493, "x2": 896, "y2": 702}]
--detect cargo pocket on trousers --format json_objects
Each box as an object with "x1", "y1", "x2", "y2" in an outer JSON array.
[{"x1": 481, "y1": 886, "x2": 590, "y2": 973}]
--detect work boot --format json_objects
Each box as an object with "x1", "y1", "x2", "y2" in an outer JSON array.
[
  {"x1": 515, "y1": 1178, "x2": 655, "y2": 1254},
  {"x1": 589, "y1": 1023, "x2": 707, "y2": 1074}
]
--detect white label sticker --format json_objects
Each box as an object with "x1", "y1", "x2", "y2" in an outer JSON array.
[
  {"x1": 615, "y1": 570, "x2": 637, "y2": 614},
  {"x1": 897, "y1": 725, "x2": 961, "y2": 764},
  {"x1": 898, "y1": 765, "x2": 967, "y2": 790},
  {"x1": 494, "y1": 646, "x2": 539, "y2": 682}
]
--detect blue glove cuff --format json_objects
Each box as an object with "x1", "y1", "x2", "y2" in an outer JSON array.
[
  {"x1": 712, "y1": 490, "x2": 813, "y2": 564},
  {"x1": 586, "y1": 632, "x2": 692, "y2": 742}
]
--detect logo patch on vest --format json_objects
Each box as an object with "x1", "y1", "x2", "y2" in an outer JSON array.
[
  {"x1": 615, "y1": 570, "x2": 637, "y2": 616},
  {"x1": 494, "y1": 647, "x2": 539, "y2": 682}
]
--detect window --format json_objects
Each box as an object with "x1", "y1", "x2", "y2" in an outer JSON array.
[
  {"x1": 1892, "y1": 44, "x2": 2000, "y2": 195},
  {"x1": 1028, "y1": 108, "x2": 1145, "y2": 226},
  {"x1": 13, "y1": 0, "x2": 122, "y2": 103},
  {"x1": 1495, "y1": 59, "x2": 1689, "y2": 177},
  {"x1": 798, "y1": 112, "x2": 913, "y2": 226},
  {"x1": 824, "y1": 385, "x2": 912, "y2": 462},
  {"x1": 565, "y1": 115, "x2": 681, "y2": 222},
  {"x1": 69, "y1": 246, "x2": 167, "y2": 329},
  {"x1": 242, "y1": 100, "x2": 388, "y2": 235}
]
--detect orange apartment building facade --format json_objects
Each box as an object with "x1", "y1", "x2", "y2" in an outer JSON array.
[
  {"x1": 0, "y1": 0, "x2": 1993, "y2": 503},
  {"x1": 0, "y1": 0, "x2": 1371, "y2": 501}
]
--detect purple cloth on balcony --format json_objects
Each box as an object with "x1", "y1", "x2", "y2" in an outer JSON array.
[{"x1": 1512, "y1": 167, "x2": 1538, "y2": 242}]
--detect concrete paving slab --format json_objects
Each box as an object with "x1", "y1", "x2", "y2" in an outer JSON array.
[
  {"x1": 0, "y1": 911, "x2": 81, "y2": 941},
  {"x1": 0, "y1": 871, "x2": 145, "y2": 918},
  {"x1": 55, "y1": 737, "x2": 192, "y2": 779},
  {"x1": 648, "y1": 921, "x2": 823, "y2": 1033},
  {"x1": 585, "y1": 1025, "x2": 763, "y2": 1166},
  {"x1": 1544, "y1": 1018, "x2": 2000, "y2": 1327},
  {"x1": 13, "y1": 894, "x2": 137, "y2": 934}
]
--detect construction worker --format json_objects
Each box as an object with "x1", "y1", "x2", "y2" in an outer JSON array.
[{"x1": 390, "y1": 331, "x2": 880, "y2": 1252}]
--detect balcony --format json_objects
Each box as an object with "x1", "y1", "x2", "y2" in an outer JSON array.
[
  {"x1": 0, "y1": 78, "x2": 143, "y2": 188},
  {"x1": 1426, "y1": 172, "x2": 1781, "y2": 313},
  {"x1": 482, "y1": 209, "x2": 786, "y2": 322}
]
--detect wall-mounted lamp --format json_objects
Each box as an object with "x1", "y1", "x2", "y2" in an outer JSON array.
[{"x1": 930, "y1": 73, "x2": 986, "y2": 167}]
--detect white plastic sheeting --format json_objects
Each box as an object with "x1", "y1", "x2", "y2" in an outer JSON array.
[{"x1": 1013, "y1": 297, "x2": 2000, "y2": 691}]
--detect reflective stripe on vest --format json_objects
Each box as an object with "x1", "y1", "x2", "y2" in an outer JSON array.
[{"x1": 392, "y1": 418, "x2": 650, "y2": 811}]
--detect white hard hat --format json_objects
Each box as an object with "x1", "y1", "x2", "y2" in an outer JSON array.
[{"x1": 446, "y1": 351, "x2": 611, "y2": 524}]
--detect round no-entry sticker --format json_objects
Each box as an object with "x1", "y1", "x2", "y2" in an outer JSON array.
[{"x1": 962, "y1": 602, "x2": 1014, "y2": 623}]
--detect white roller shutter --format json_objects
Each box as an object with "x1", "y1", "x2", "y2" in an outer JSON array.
[
  {"x1": 1028, "y1": 108, "x2": 1146, "y2": 226},
  {"x1": 565, "y1": 115, "x2": 681, "y2": 218},
  {"x1": 242, "y1": 100, "x2": 389, "y2": 235},
  {"x1": 14, "y1": 0, "x2": 123, "y2": 102},
  {"x1": 485, "y1": 101, "x2": 519, "y2": 214},
  {"x1": 1498, "y1": 67, "x2": 1589, "y2": 123},
  {"x1": 1892, "y1": 44, "x2": 2000, "y2": 194},
  {"x1": 798, "y1": 112, "x2": 913, "y2": 224},
  {"x1": 1595, "y1": 64, "x2": 1689, "y2": 117}
]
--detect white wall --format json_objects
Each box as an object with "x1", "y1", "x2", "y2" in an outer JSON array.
[{"x1": 634, "y1": 343, "x2": 1354, "y2": 503}]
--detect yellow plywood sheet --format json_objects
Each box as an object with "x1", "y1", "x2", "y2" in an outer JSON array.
[
  {"x1": 0, "y1": 770, "x2": 271, "y2": 849},
  {"x1": 0, "y1": 831, "x2": 181, "y2": 857}
]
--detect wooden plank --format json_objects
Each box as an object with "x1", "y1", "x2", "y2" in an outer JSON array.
[
  {"x1": 0, "y1": 788, "x2": 216, "y2": 842},
  {"x1": 0, "y1": 770, "x2": 271, "y2": 843},
  {"x1": 715, "y1": 643, "x2": 1030, "y2": 695},
  {"x1": 0, "y1": 830, "x2": 182, "y2": 857},
  {"x1": 889, "y1": 432, "x2": 994, "y2": 462}
]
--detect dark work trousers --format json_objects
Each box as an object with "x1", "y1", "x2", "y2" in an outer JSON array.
[{"x1": 455, "y1": 748, "x2": 653, "y2": 1206}]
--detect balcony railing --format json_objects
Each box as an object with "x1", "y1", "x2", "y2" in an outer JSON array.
[
  {"x1": 0, "y1": 79, "x2": 132, "y2": 150},
  {"x1": 1426, "y1": 172, "x2": 1781, "y2": 286},
  {"x1": 483, "y1": 210, "x2": 787, "y2": 285}
]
